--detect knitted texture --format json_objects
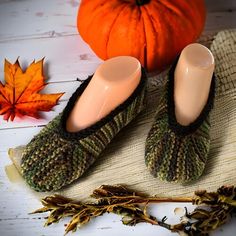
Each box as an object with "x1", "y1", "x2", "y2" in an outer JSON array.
[
  {"x1": 9, "y1": 30, "x2": 236, "y2": 199},
  {"x1": 21, "y1": 69, "x2": 147, "y2": 192},
  {"x1": 145, "y1": 59, "x2": 215, "y2": 183}
]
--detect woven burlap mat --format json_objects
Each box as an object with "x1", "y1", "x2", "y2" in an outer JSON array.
[{"x1": 9, "y1": 29, "x2": 236, "y2": 200}]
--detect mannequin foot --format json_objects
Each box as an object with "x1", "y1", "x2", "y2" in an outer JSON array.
[
  {"x1": 174, "y1": 43, "x2": 215, "y2": 125},
  {"x1": 67, "y1": 56, "x2": 142, "y2": 132}
]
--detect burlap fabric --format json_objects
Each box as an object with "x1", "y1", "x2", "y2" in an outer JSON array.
[{"x1": 9, "y1": 29, "x2": 236, "y2": 200}]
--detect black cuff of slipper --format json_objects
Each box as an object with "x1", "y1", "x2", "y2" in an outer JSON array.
[
  {"x1": 167, "y1": 56, "x2": 216, "y2": 136},
  {"x1": 59, "y1": 67, "x2": 147, "y2": 140}
]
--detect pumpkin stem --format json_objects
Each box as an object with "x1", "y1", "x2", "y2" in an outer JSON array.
[{"x1": 136, "y1": 0, "x2": 151, "y2": 6}]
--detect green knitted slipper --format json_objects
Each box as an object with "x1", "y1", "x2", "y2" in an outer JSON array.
[
  {"x1": 145, "y1": 59, "x2": 215, "y2": 183},
  {"x1": 21, "y1": 69, "x2": 147, "y2": 192}
]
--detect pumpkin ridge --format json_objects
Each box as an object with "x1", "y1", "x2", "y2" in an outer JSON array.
[
  {"x1": 181, "y1": 1, "x2": 197, "y2": 34},
  {"x1": 152, "y1": 1, "x2": 196, "y2": 51},
  {"x1": 142, "y1": 5, "x2": 160, "y2": 70},
  {"x1": 81, "y1": 3, "x2": 105, "y2": 44},
  {"x1": 105, "y1": 4, "x2": 128, "y2": 58},
  {"x1": 151, "y1": 1, "x2": 181, "y2": 64},
  {"x1": 84, "y1": 2, "x2": 125, "y2": 59},
  {"x1": 128, "y1": 6, "x2": 144, "y2": 59},
  {"x1": 160, "y1": 1, "x2": 191, "y2": 28},
  {"x1": 188, "y1": 1, "x2": 206, "y2": 35},
  {"x1": 139, "y1": 8, "x2": 147, "y2": 68},
  {"x1": 157, "y1": 0, "x2": 182, "y2": 17},
  {"x1": 77, "y1": 0, "x2": 206, "y2": 72},
  {"x1": 165, "y1": 1, "x2": 199, "y2": 34}
]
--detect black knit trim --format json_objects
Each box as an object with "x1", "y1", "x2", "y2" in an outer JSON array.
[
  {"x1": 59, "y1": 67, "x2": 147, "y2": 140},
  {"x1": 167, "y1": 56, "x2": 215, "y2": 136}
]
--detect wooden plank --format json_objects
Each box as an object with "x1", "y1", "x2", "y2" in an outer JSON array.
[
  {"x1": 0, "y1": 78, "x2": 84, "y2": 129},
  {"x1": 0, "y1": 80, "x2": 81, "y2": 102},
  {"x1": 0, "y1": 0, "x2": 236, "y2": 42},
  {"x1": 205, "y1": 0, "x2": 236, "y2": 12},
  {"x1": 0, "y1": 0, "x2": 80, "y2": 41},
  {"x1": 0, "y1": 1, "x2": 236, "y2": 236},
  {"x1": 0, "y1": 150, "x2": 189, "y2": 236},
  {"x1": 0, "y1": 101, "x2": 64, "y2": 130},
  {"x1": 0, "y1": 148, "x2": 235, "y2": 236},
  {"x1": 0, "y1": 35, "x2": 102, "y2": 83},
  {"x1": 205, "y1": 11, "x2": 236, "y2": 31},
  {"x1": 0, "y1": 79, "x2": 87, "y2": 129},
  {"x1": 0, "y1": 150, "x2": 193, "y2": 236},
  {"x1": 0, "y1": 127, "x2": 43, "y2": 152},
  {"x1": 40, "y1": 80, "x2": 82, "y2": 100},
  {"x1": 0, "y1": 11, "x2": 235, "y2": 88}
]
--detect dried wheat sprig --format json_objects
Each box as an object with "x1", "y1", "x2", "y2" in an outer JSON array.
[{"x1": 31, "y1": 185, "x2": 236, "y2": 236}]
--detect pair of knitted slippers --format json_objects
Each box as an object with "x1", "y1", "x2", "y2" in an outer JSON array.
[{"x1": 21, "y1": 60, "x2": 215, "y2": 192}]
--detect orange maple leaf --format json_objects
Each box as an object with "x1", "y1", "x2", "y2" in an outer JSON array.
[{"x1": 0, "y1": 58, "x2": 64, "y2": 121}]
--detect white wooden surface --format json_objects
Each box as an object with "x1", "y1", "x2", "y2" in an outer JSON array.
[{"x1": 0, "y1": 1, "x2": 235, "y2": 235}]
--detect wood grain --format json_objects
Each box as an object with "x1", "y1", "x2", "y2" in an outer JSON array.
[
  {"x1": 0, "y1": 1, "x2": 235, "y2": 236},
  {"x1": 0, "y1": 0, "x2": 236, "y2": 42}
]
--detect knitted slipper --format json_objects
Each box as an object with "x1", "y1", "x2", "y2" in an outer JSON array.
[
  {"x1": 145, "y1": 58, "x2": 215, "y2": 183},
  {"x1": 21, "y1": 69, "x2": 147, "y2": 192}
]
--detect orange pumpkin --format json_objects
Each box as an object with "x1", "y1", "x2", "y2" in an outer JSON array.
[{"x1": 77, "y1": 0, "x2": 206, "y2": 72}]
